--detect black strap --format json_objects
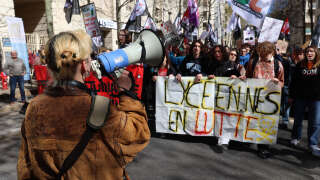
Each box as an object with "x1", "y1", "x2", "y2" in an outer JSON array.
[
  {"x1": 140, "y1": 41, "x2": 146, "y2": 63},
  {"x1": 274, "y1": 57, "x2": 280, "y2": 78},
  {"x1": 251, "y1": 57, "x2": 258, "y2": 78},
  {"x1": 56, "y1": 82, "x2": 97, "y2": 179},
  {"x1": 56, "y1": 127, "x2": 95, "y2": 180}
]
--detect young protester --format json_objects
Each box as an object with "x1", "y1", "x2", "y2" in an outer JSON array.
[
  {"x1": 167, "y1": 45, "x2": 186, "y2": 72},
  {"x1": 203, "y1": 46, "x2": 246, "y2": 153},
  {"x1": 224, "y1": 45, "x2": 231, "y2": 54},
  {"x1": 176, "y1": 40, "x2": 206, "y2": 83},
  {"x1": 17, "y1": 30, "x2": 150, "y2": 180},
  {"x1": 239, "y1": 44, "x2": 251, "y2": 68},
  {"x1": 275, "y1": 48, "x2": 292, "y2": 129},
  {"x1": 289, "y1": 46, "x2": 320, "y2": 157},
  {"x1": 246, "y1": 41, "x2": 284, "y2": 159}
]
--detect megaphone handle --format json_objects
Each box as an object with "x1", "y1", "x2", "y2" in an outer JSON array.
[{"x1": 139, "y1": 40, "x2": 146, "y2": 63}]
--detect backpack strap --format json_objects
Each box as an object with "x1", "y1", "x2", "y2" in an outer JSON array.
[
  {"x1": 248, "y1": 56, "x2": 259, "y2": 78},
  {"x1": 250, "y1": 56, "x2": 281, "y2": 78},
  {"x1": 56, "y1": 94, "x2": 111, "y2": 179},
  {"x1": 274, "y1": 57, "x2": 280, "y2": 78}
]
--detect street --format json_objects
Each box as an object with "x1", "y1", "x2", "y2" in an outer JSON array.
[{"x1": 0, "y1": 86, "x2": 319, "y2": 180}]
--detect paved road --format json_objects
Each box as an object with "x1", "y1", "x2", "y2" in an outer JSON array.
[
  {"x1": 127, "y1": 127, "x2": 320, "y2": 180},
  {"x1": 0, "y1": 86, "x2": 319, "y2": 180}
]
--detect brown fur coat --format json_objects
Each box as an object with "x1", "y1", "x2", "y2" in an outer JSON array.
[{"x1": 17, "y1": 87, "x2": 150, "y2": 180}]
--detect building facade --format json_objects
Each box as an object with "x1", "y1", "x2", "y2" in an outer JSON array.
[
  {"x1": 305, "y1": 0, "x2": 320, "y2": 41},
  {"x1": 0, "y1": 0, "x2": 230, "y2": 56}
]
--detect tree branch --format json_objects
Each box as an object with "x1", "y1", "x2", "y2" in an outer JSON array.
[{"x1": 119, "y1": 0, "x2": 131, "y2": 11}]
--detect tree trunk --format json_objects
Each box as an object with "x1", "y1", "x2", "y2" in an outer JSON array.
[
  {"x1": 287, "y1": 0, "x2": 305, "y2": 48},
  {"x1": 45, "y1": 0, "x2": 54, "y2": 38},
  {"x1": 116, "y1": 0, "x2": 121, "y2": 48},
  {"x1": 153, "y1": 0, "x2": 158, "y2": 17},
  {"x1": 309, "y1": 0, "x2": 313, "y2": 35}
]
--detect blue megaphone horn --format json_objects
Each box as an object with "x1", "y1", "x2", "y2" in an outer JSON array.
[{"x1": 93, "y1": 30, "x2": 164, "y2": 79}]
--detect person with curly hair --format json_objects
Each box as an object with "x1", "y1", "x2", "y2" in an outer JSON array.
[{"x1": 246, "y1": 41, "x2": 284, "y2": 159}]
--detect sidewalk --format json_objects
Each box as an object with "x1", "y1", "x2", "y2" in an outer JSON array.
[
  {"x1": 0, "y1": 81, "x2": 36, "y2": 138},
  {"x1": 0, "y1": 82, "x2": 36, "y2": 179}
]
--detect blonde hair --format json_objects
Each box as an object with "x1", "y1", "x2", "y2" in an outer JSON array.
[{"x1": 44, "y1": 30, "x2": 92, "y2": 80}]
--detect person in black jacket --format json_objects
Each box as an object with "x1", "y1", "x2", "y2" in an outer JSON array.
[
  {"x1": 289, "y1": 46, "x2": 320, "y2": 157},
  {"x1": 275, "y1": 52, "x2": 291, "y2": 129},
  {"x1": 204, "y1": 46, "x2": 245, "y2": 79},
  {"x1": 176, "y1": 40, "x2": 206, "y2": 83},
  {"x1": 205, "y1": 46, "x2": 246, "y2": 153}
]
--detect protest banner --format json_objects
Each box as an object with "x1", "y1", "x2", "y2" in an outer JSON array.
[
  {"x1": 227, "y1": 0, "x2": 273, "y2": 28},
  {"x1": 85, "y1": 73, "x2": 119, "y2": 105},
  {"x1": 258, "y1": 17, "x2": 283, "y2": 43},
  {"x1": 5, "y1": 17, "x2": 30, "y2": 80},
  {"x1": 243, "y1": 26, "x2": 255, "y2": 45},
  {"x1": 161, "y1": 20, "x2": 181, "y2": 47},
  {"x1": 81, "y1": 3, "x2": 103, "y2": 47},
  {"x1": 156, "y1": 76, "x2": 281, "y2": 144}
]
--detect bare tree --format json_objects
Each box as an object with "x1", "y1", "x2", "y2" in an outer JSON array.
[
  {"x1": 45, "y1": 0, "x2": 54, "y2": 38},
  {"x1": 287, "y1": 0, "x2": 305, "y2": 47},
  {"x1": 268, "y1": 0, "x2": 305, "y2": 47}
]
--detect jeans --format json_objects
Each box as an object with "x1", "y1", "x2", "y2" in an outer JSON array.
[
  {"x1": 291, "y1": 99, "x2": 320, "y2": 146},
  {"x1": 280, "y1": 86, "x2": 290, "y2": 125},
  {"x1": 9, "y1": 76, "x2": 25, "y2": 102}
]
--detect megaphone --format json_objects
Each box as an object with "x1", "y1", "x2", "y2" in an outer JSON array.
[{"x1": 93, "y1": 30, "x2": 164, "y2": 78}]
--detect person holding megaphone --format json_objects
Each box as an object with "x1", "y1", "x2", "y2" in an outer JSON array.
[{"x1": 17, "y1": 30, "x2": 151, "y2": 180}]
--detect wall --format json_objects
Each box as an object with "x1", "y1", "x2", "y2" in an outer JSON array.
[
  {"x1": 51, "y1": 0, "x2": 86, "y2": 34},
  {"x1": 0, "y1": 0, "x2": 15, "y2": 35},
  {"x1": 15, "y1": 1, "x2": 48, "y2": 37}
]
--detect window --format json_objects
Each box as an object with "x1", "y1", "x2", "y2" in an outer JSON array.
[
  {"x1": 203, "y1": 11, "x2": 208, "y2": 20},
  {"x1": 306, "y1": 27, "x2": 312, "y2": 35},
  {"x1": 203, "y1": 22, "x2": 208, "y2": 30}
]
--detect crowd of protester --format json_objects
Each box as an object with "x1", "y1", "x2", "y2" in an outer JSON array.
[
  {"x1": 135, "y1": 31, "x2": 320, "y2": 159},
  {"x1": 2, "y1": 29, "x2": 319, "y2": 161}
]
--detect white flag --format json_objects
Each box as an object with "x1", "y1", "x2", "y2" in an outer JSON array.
[
  {"x1": 144, "y1": 17, "x2": 157, "y2": 31},
  {"x1": 125, "y1": 0, "x2": 148, "y2": 31},
  {"x1": 227, "y1": 12, "x2": 241, "y2": 34},
  {"x1": 227, "y1": 12, "x2": 239, "y2": 33},
  {"x1": 173, "y1": 14, "x2": 182, "y2": 35},
  {"x1": 129, "y1": 0, "x2": 147, "y2": 21},
  {"x1": 227, "y1": 0, "x2": 273, "y2": 28}
]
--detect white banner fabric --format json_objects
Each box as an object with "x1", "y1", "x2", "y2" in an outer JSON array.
[
  {"x1": 6, "y1": 17, "x2": 30, "y2": 80},
  {"x1": 258, "y1": 17, "x2": 283, "y2": 43},
  {"x1": 156, "y1": 77, "x2": 281, "y2": 144},
  {"x1": 227, "y1": 0, "x2": 273, "y2": 28}
]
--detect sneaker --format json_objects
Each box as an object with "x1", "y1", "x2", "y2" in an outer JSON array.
[
  {"x1": 310, "y1": 146, "x2": 320, "y2": 157},
  {"x1": 213, "y1": 144, "x2": 228, "y2": 153},
  {"x1": 290, "y1": 139, "x2": 300, "y2": 147},
  {"x1": 278, "y1": 123, "x2": 288, "y2": 130},
  {"x1": 310, "y1": 145, "x2": 320, "y2": 151}
]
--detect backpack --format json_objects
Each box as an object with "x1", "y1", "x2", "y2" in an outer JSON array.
[{"x1": 249, "y1": 55, "x2": 281, "y2": 78}]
